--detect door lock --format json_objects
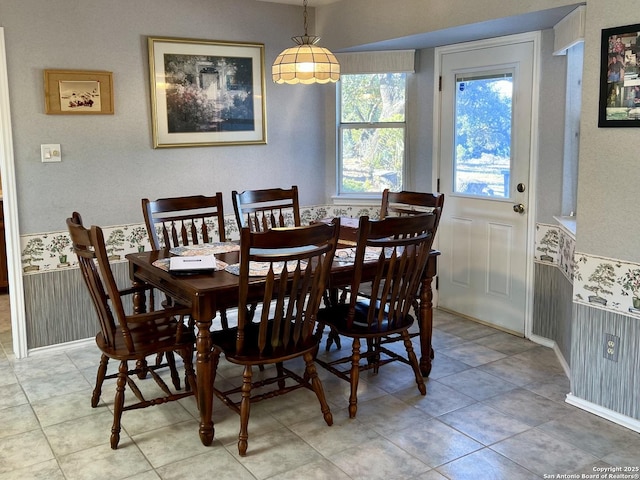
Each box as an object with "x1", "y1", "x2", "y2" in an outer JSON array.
[
  {"x1": 517, "y1": 183, "x2": 526, "y2": 193},
  {"x1": 513, "y1": 203, "x2": 525, "y2": 214}
]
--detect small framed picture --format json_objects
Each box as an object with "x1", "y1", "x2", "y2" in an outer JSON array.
[
  {"x1": 44, "y1": 69, "x2": 114, "y2": 115},
  {"x1": 599, "y1": 23, "x2": 640, "y2": 127},
  {"x1": 148, "y1": 36, "x2": 267, "y2": 148}
]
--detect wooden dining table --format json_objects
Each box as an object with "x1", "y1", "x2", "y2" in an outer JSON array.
[{"x1": 126, "y1": 220, "x2": 439, "y2": 446}]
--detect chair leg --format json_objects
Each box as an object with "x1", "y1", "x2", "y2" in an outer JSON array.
[
  {"x1": 136, "y1": 358, "x2": 149, "y2": 379},
  {"x1": 276, "y1": 362, "x2": 286, "y2": 389},
  {"x1": 402, "y1": 330, "x2": 426, "y2": 395},
  {"x1": 325, "y1": 329, "x2": 342, "y2": 351},
  {"x1": 349, "y1": 337, "x2": 361, "y2": 418},
  {"x1": 92, "y1": 354, "x2": 109, "y2": 408},
  {"x1": 220, "y1": 308, "x2": 229, "y2": 330},
  {"x1": 111, "y1": 360, "x2": 128, "y2": 449},
  {"x1": 165, "y1": 350, "x2": 181, "y2": 390},
  {"x1": 238, "y1": 365, "x2": 252, "y2": 456},
  {"x1": 182, "y1": 348, "x2": 197, "y2": 396},
  {"x1": 304, "y1": 352, "x2": 333, "y2": 426}
]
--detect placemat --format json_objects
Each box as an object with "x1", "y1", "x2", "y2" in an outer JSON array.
[{"x1": 169, "y1": 242, "x2": 240, "y2": 256}]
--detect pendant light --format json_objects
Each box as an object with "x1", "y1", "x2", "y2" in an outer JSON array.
[{"x1": 272, "y1": 0, "x2": 340, "y2": 84}]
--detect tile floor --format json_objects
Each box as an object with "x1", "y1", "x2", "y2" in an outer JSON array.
[{"x1": 1, "y1": 296, "x2": 639, "y2": 480}]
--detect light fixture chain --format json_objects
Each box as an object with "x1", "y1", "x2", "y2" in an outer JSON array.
[{"x1": 303, "y1": 0, "x2": 308, "y2": 36}]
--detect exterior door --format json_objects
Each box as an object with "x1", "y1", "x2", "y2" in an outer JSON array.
[{"x1": 436, "y1": 34, "x2": 538, "y2": 335}]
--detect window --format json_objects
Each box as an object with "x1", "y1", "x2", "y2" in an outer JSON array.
[
  {"x1": 454, "y1": 72, "x2": 513, "y2": 198},
  {"x1": 338, "y1": 73, "x2": 407, "y2": 195}
]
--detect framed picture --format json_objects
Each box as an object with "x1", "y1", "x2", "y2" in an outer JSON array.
[
  {"x1": 148, "y1": 36, "x2": 267, "y2": 148},
  {"x1": 44, "y1": 69, "x2": 114, "y2": 114},
  {"x1": 599, "y1": 23, "x2": 640, "y2": 127}
]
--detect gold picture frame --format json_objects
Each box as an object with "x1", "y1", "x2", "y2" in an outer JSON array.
[
  {"x1": 44, "y1": 69, "x2": 114, "y2": 115},
  {"x1": 148, "y1": 36, "x2": 267, "y2": 148}
]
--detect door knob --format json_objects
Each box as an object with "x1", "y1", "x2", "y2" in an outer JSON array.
[{"x1": 513, "y1": 203, "x2": 525, "y2": 214}]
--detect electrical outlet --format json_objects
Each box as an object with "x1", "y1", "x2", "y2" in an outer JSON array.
[{"x1": 603, "y1": 333, "x2": 620, "y2": 362}]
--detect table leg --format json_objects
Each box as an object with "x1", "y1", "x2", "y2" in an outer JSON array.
[
  {"x1": 419, "y1": 254, "x2": 437, "y2": 377},
  {"x1": 131, "y1": 280, "x2": 149, "y2": 378},
  {"x1": 195, "y1": 316, "x2": 215, "y2": 446}
]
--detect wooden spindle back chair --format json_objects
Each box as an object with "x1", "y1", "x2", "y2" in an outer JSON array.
[
  {"x1": 316, "y1": 212, "x2": 438, "y2": 418},
  {"x1": 67, "y1": 212, "x2": 196, "y2": 449},
  {"x1": 142, "y1": 193, "x2": 227, "y2": 250},
  {"x1": 232, "y1": 186, "x2": 300, "y2": 233},
  {"x1": 210, "y1": 218, "x2": 340, "y2": 456}
]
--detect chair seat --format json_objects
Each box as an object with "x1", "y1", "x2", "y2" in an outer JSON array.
[
  {"x1": 96, "y1": 322, "x2": 195, "y2": 360},
  {"x1": 317, "y1": 301, "x2": 415, "y2": 337},
  {"x1": 211, "y1": 322, "x2": 319, "y2": 365}
]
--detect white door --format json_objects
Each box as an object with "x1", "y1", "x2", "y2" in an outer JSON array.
[{"x1": 436, "y1": 34, "x2": 538, "y2": 335}]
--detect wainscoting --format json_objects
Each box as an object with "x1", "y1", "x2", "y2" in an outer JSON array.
[
  {"x1": 532, "y1": 262, "x2": 573, "y2": 367},
  {"x1": 570, "y1": 303, "x2": 640, "y2": 422},
  {"x1": 23, "y1": 262, "x2": 130, "y2": 349}
]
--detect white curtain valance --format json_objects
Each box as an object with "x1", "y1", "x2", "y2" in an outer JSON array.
[
  {"x1": 553, "y1": 6, "x2": 585, "y2": 56},
  {"x1": 335, "y1": 50, "x2": 415, "y2": 74}
]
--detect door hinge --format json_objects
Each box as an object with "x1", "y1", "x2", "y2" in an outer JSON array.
[
  {"x1": 435, "y1": 276, "x2": 439, "y2": 290},
  {"x1": 439, "y1": 76, "x2": 442, "y2": 92},
  {"x1": 437, "y1": 178, "x2": 440, "y2": 192}
]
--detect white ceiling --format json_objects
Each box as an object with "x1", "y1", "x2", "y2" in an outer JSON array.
[
  {"x1": 254, "y1": 1, "x2": 583, "y2": 52},
  {"x1": 256, "y1": 0, "x2": 340, "y2": 5}
]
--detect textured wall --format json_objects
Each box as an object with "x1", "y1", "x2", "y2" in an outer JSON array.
[{"x1": 0, "y1": 0, "x2": 328, "y2": 234}]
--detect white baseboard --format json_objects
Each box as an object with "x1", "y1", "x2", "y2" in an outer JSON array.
[
  {"x1": 565, "y1": 394, "x2": 640, "y2": 433},
  {"x1": 528, "y1": 333, "x2": 571, "y2": 378},
  {"x1": 27, "y1": 337, "x2": 94, "y2": 357}
]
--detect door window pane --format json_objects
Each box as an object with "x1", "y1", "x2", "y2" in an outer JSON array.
[{"x1": 454, "y1": 73, "x2": 513, "y2": 198}]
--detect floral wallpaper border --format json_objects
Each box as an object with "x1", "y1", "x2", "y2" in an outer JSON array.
[
  {"x1": 535, "y1": 222, "x2": 576, "y2": 283},
  {"x1": 19, "y1": 208, "x2": 640, "y2": 319},
  {"x1": 19, "y1": 204, "x2": 380, "y2": 274},
  {"x1": 535, "y1": 221, "x2": 640, "y2": 319}
]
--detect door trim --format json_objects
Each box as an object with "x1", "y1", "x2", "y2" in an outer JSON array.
[
  {"x1": 432, "y1": 31, "x2": 541, "y2": 338},
  {"x1": 0, "y1": 28, "x2": 28, "y2": 358}
]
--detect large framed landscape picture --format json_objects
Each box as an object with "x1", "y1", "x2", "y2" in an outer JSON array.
[
  {"x1": 148, "y1": 36, "x2": 267, "y2": 147},
  {"x1": 599, "y1": 23, "x2": 640, "y2": 127}
]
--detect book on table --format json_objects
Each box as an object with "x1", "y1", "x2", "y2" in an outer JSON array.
[{"x1": 169, "y1": 255, "x2": 216, "y2": 274}]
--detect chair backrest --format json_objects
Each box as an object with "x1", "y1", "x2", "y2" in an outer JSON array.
[
  {"x1": 345, "y1": 212, "x2": 439, "y2": 330},
  {"x1": 142, "y1": 193, "x2": 227, "y2": 250},
  {"x1": 235, "y1": 218, "x2": 340, "y2": 356},
  {"x1": 380, "y1": 189, "x2": 444, "y2": 233},
  {"x1": 66, "y1": 212, "x2": 130, "y2": 351},
  {"x1": 232, "y1": 186, "x2": 300, "y2": 233}
]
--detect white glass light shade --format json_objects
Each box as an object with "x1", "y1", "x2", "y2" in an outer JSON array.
[{"x1": 272, "y1": 36, "x2": 340, "y2": 84}]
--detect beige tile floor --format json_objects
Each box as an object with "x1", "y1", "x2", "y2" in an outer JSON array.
[{"x1": 0, "y1": 295, "x2": 639, "y2": 479}]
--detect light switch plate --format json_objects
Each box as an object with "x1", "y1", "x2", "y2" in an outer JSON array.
[{"x1": 41, "y1": 144, "x2": 61, "y2": 163}]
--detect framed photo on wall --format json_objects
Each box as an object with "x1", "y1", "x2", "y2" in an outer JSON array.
[
  {"x1": 599, "y1": 23, "x2": 640, "y2": 127},
  {"x1": 148, "y1": 36, "x2": 267, "y2": 148},
  {"x1": 44, "y1": 69, "x2": 114, "y2": 114}
]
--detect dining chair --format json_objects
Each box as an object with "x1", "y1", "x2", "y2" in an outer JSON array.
[
  {"x1": 142, "y1": 193, "x2": 227, "y2": 249},
  {"x1": 142, "y1": 193, "x2": 230, "y2": 329},
  {"x1": 67, "y1": 212, "x2": 196, "y2": 449},
  {"x1": 210, "y1": 218, "x2": 340, "y2": 456},
  {"x1": 380, "y1": 188, "x2": 444, "y2": 227},
  {"x1": 315, "y1": 212, "x2": 438, "y2": 418},
  {"x1": 232, "y1": 185, "x2": 300, "y2": 233},
  {"x1": 324, "y1": 190, "x2": 445, "y2": 352},
  {"x1": 377, "y1": 189, "x2": 444, "y2": 353}
]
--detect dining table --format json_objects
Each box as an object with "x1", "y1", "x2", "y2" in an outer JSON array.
[{"x1": 126, "y1": 217, "x2": 439, "y2": 446}]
